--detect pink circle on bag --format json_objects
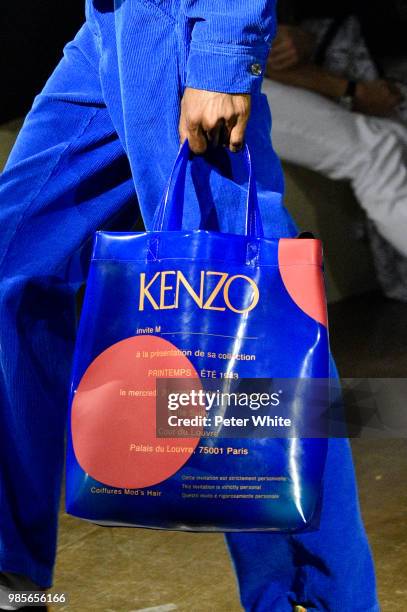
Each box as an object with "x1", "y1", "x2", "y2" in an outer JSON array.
[{"x1": 71, "y1": 335, "x2": 201, "y2": 489}]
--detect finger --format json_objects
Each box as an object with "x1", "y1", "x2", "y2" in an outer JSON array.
[
  {"x1": 272, "y1": 47, "x2": 296, "y2": 61},
  {"x1": 270, "y1": 38, "x2": 286, "y2": 53},
  {"x1": 229, "y1": 115, "x2": 248, "y2": 153},
  {"x1": 218, "y1": 121, "x2": 232, "y2": 148},
  {"x1": 268, "y1": 49, "x2": 297, "y2": 70},
  {"x1": 204, "y1": 118, "x2": 223, "y2": 148},
  {"x1": 271, "y1": 31, "x2": 286, "y2": 48},
  {"x1": 221, "y1": 114, "x2": 237, "y2": 147},
  {"x1": 268, "y1": 58, "x2": 297, "y2": 71},
  {"x1": 219, "y1": 123, "x2": 230, "y2": 147},
  {"x1": 187, "y1": 125, "x2": 208, "y2": 154},
  {"x1": 178, "y1": 104, "x2": 189, "y2": 144},
  {"x1": 208, "y1": 123, "x2": 222, "y2": 148},
  {"x1": 269, "y1": 58, "x2": 298, "y2": 71},
  {"x1": 272, "y1": 27, "x2": 290, "y2": 49},
  {"x1": 179, "y1": 119, "x2": 188, "y2": 145},
  {"x1": 268, "y1": 42, "x2": 292, "y2": 61}
]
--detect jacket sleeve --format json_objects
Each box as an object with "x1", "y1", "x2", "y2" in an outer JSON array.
[{"x1": 182, "y1": 0, "x2": 277, "y2": 94}]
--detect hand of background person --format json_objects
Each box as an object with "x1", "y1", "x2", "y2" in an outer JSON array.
[
  {"x1": 354, "y1": 80, "x2": 402, "y2": 117},
  {"x1": 267, "y1": 25, "x2": 316, "y2": 73},
  {"x1": 179, "y1": 88, "x2": 251, "y2": 154}
]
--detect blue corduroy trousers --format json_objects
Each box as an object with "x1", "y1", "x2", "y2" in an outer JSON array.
[{"x1": 0, "y1": 6, "x2": 379, "y2": 611}]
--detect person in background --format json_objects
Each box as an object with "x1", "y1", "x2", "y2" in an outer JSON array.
[{"x1": 263, "y1": 0, "x2": 407, "y2": 300}]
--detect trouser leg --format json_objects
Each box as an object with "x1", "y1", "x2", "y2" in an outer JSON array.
[
  {"x1": 263, "y1": 79, "x2": 407, "y2": 257},
  {"x1": 0, "y1": 24, "x2": 136, "y2": 588},
  {"x1": 226, "y1": 439, "x2": 379, "y2": 612}
]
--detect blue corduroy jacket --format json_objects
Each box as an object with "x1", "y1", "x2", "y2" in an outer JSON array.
[
  {"x1": 179, "y1": 0, "x2": 277, "y2": 93},
  {"x1": 102, "y1": 0, "x2": 277, "y2": 95}
]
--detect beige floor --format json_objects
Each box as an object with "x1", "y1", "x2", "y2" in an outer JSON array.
[
  {"x1": 0, "y1": 119, "x2": 24, "y2": 170},
  {"x1": 50, "y1": 440, "x2": 407, "y2": 612},
  {"x1": 54, "y1": 501, "x2": 242, "y2": 612}
]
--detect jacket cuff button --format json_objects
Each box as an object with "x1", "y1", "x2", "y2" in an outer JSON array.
[{"x1": 250, "y1": 63, "x2": 263, "y2": 77}]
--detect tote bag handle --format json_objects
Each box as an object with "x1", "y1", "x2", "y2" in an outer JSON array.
[{"x1": 152, "y1": 140, "x2": 264, "y2": 239}]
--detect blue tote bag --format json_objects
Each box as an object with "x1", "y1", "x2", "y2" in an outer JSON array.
[{"x1": 66, "y1": 142, "x2": 330, "y2": 532}]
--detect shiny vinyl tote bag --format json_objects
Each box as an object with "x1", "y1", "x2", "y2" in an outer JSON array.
[{"x1": 66, "y1": 143, "x2": 330, "y2": 532}]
